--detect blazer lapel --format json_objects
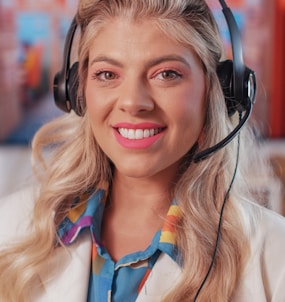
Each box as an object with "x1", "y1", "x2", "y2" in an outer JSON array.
[
  {"x1": 136, "y1": 253, "x2": 182, "y2": 302},
  {"x1": 34, "y1": 230, "x2": 92, "y2": 302},
  {"x1": 32, "y1": 233, "x2": 181, "y2": 302}
]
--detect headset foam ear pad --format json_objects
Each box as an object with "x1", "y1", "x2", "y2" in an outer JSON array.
[
  {"x1": 53, "y1": 70, "x2": 70, "y2": 113},
  {"x1": 67, "y1": 62, "x2": 81, "y2": 115},
  {"x1": 217, "y1": 60, "x2": 237, "y2": 116}
]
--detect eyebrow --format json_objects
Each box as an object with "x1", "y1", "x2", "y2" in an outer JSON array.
[
  {"x1": 89, "y1": 54, "x2": 192, "y2": 69},
  {"x1": 90, "y1": 56, "x2": 124, "y2": 68},
  {"x1": 146, "y1": 55, "x2": 191, "y2": 69}
]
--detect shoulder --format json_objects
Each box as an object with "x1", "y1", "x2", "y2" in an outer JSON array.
[
  {"x1": 251, "y1": 204, "x2": 285, "y2": 254},
  {"x1": 255, "y1": 205, "x2": 285, "y2": 274},
  {"x1": 0, "y1": 187, "x2": 38, "y2": 243},
  {"x1": 238, "y1": 203, "x2": 285, "y2": 301}
]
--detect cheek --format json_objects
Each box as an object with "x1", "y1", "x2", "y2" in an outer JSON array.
[
  {"x1": 85, "y1": 83, "x2": 95, "y2": 112},
  {"x1": 85, "y1": 86, "x2": 108, "y2": 124},
  {"x1": 173, "y1": 89, "x2": 206, "y2": 130},
  {"x1": 85, "y1": 77, "x2": 117, "y2": 116},
  {"x1": 85, "y1": 83, "x2": 99, "y2": 114},
  {"x1": 85, "y1": 99, "x2": 104, "y2": 141}
]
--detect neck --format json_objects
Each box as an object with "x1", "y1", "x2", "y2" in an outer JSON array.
[
  {"x1": 101, "y1": 170, "x2": 175, "y2": 261},
  {"x1": 109, "y1": 170, "x2": 175, "y2": 214}
]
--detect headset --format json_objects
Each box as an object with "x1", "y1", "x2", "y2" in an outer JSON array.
[{"x1": 53, "y1": 0, "x2": 256, "y2": 161}]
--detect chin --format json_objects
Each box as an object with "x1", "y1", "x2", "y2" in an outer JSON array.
[
  {"x1": 118, "y1": 169, "x2": 153, "y2": 179},
  {"x1": 114, "y1": 163, "x2": 159, "y2": 179}
]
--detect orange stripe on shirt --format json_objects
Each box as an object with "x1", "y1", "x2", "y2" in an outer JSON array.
[{"x1": 138, "y1": 268, "x2": 152, "y2": 294}]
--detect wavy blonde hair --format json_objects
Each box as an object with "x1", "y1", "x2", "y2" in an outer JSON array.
[{"x1": 0, "y1": 0, "x2": 262, "y2": 301}]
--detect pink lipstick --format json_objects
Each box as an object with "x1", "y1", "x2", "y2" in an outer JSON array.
[{"x1": 113, "y1": 122, "x2": 165, "y2": 149}]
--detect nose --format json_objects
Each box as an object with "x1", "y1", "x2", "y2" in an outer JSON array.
[{"x1": 117, "y1": 77, "x2": 154, "y2": 115}]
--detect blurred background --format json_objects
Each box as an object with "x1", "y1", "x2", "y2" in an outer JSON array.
[{"x1": 0, "y1": 0, "x2": 284, "y2": 213}]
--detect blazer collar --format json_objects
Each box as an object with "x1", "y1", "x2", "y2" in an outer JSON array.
[
  {"x1": 34, "y1": 231, "x2": 182, "y2": 302},
  {"x1": 136, "y1": 253, "x2": 182, "y2": 302},
  {"x1": 35, "y1": 230, "x2": 91, "y2": 302}
]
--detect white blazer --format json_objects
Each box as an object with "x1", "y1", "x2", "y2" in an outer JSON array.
[{"x1": 1, "y1": 188, "x2": 285, "y2": 301}]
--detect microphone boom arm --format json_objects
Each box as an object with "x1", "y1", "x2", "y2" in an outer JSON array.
[{"x1": 193, "y1": 101, "x2": 252, "y2": 163}]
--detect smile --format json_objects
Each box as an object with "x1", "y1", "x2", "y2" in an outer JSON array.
[{"x1": 117, "y1": 128, "x2": 163, "y2": 140}]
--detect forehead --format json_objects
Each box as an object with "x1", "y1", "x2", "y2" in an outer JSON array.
[
  {"x1": 88, "y1": 17, "x2": 200, "y2": 64},
  {"x1": 90, "y1": 17, "x2": 173, "y2": 46}
]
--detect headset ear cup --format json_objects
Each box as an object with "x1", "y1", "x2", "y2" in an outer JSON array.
[
  {"x1": 217, "y1": 60, "x2": 238, "y2": 116},
  {"x1": 53, "y1": 71, "x2": 71, "y2": 113}
]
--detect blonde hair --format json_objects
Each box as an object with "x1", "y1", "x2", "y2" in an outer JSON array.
[{"x1": 0, "y1": 0, "x2": 262, "y2": 301}]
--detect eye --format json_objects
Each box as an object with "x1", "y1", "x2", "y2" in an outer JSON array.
[
  {"x1": 155, "y1": 69, "x2": 182, "y2": 81},
  {"x1": 92, "y1": 70, "x2": 118, "y2": 81}
]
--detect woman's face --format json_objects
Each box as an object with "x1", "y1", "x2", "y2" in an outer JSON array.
[{"x1": 85, "y1": 17, "x2": 206, "y2": 181}]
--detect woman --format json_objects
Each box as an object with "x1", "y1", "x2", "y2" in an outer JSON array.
[{"x1": 1, "y1": 0, "x2": 285, "y2": 301}]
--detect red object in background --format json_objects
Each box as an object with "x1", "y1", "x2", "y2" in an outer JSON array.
[
  {"x1": 270, "y1": 0, "x2": 285, "y2": 137},
  {"x1": 57, "y1": 0, "x2": 65, "y2": 6},
  {"x1": 227, "y1": 0, "x2": 244, "y2": 8}
]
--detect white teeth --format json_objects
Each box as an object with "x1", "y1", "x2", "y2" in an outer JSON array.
[
  {"x1": 128, "y1": 129, "x2": 135, "y2": 139},
  {"x1": 135, "y1": 129, "x2": 144, "y2": 139},
  {"x1": 118, "y1": 128, "x2": 162, "y2": 139},
  {"x1": 143, "y1": 129, "x2": 150, "y2": 138}
]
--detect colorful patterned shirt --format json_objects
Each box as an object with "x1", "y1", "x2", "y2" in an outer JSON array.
[{"x1": 58, "y1": 189, "x2": 182, "y2": 302}]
